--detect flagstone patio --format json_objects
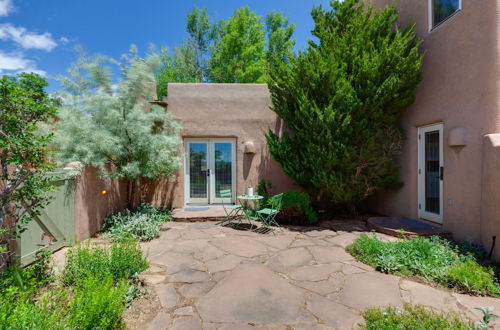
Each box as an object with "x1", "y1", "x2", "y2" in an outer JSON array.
[{"x1": 125, "y1": 221, "x2": 500, "y2": 330}]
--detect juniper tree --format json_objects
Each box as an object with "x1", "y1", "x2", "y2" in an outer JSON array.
[
  {"x1": 0, "y1": 73, "x2": 57, "y2": 262},
  {"x1": 266, "y1": 0, "x2": 423, "y2": 210},
  {"x1": 54, "y1": 48, "x2": 182, "y2": 209}
]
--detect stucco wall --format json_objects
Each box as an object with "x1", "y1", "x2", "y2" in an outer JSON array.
[
  {"x1": 73, "y1": 165, "x2": 127, "y2": 240},
  {"x1": 157, "y1": 83, "x2": 296, "y2": 209},
  {"x1": 367, "y1": 1, "x2": 500, "y2": 247}
]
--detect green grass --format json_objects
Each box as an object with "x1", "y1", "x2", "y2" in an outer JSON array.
[
  {"x1": 360, "y1": 305, "x2": 472, "y2": 330},
  {"x1": 0, "y1": 241, "x2": 148, "y2": 329},
  {"x1": 347, "y1": 233, "x2": 500, "y2": 296},
  {"x1": 102, "y1": 204, "x2": 171, "y2": 241}
]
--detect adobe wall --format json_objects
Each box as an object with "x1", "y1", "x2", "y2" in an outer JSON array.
[
  {"x1": 72, "y1": 165, "x2": 127, "y2": 240},
  {"x1": 155, "y1": 83, "x2": 296, "y2": 209},
  {"x1": 367, "y1": 0, "x2": 500, "y2": 249}
]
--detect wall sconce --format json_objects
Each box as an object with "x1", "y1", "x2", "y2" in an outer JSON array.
[
  {"x1": 448, "y1": 126, "x2": 467, "y2": 147},
  {"x1": 244, "y1": 141, "x2": 256, "y2": 154}
]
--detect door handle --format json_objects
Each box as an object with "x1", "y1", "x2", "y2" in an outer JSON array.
[{"x1": 440, "y1": 166, "x2": 444, "y2": 180}]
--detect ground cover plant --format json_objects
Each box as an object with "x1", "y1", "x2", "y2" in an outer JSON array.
[
  {"x1": 347, "y1": 233, "x2": 500, "y2": 296},
  {"x1": 0, "y1": 241, "x2": 148, "y2": 329},
  {"x1": 101, "y1": 204, "x2": 171, "y2": 241},
  {"x1": 360, "y1": 305, "x2": 473, "y2": 330}
]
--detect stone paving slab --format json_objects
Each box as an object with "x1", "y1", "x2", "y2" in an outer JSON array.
[{"x1": 133, "y1": 221, "x2": 500, "y2": 330}]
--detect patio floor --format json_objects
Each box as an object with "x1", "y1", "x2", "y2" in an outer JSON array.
[
  {"x1": 172, "y1": 205, "x2": 226, "y2": 222},
  {"x1": 126, "y1": 221, "x2": 500, "y2": 329}
]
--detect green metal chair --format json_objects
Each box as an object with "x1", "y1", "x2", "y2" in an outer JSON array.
[
  {"x1": 256, "y1": 193, "x2": 283, "y2": 233},
  {"x1": 217, "y1": 189, "x2": 243, "y2": 227}
]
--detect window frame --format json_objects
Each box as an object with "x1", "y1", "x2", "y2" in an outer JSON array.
[{"x1": 428, "y1": 0, "x2": 462, "y2": 32}]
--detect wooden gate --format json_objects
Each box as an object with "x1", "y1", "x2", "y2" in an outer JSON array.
[{"x1": 16, "y1": 170, "x2": 75, "y2": 266}]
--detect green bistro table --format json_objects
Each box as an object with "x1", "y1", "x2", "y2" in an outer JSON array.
[{"x1": 237, "y1": 195, "x2": 264, "y2": 230}]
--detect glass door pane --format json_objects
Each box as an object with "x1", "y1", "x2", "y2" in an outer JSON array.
[
  {"x1": 213, "y1": 142, "x2": 233, "y2": 200},
  {"x1": 189, "y1": 142, "x2": 208, "y2": 201},
  {"x1": 425, "y1": 131, "x2": 440, "y2": 214}
]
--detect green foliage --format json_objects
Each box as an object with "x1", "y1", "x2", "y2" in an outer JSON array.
[
  {"x1": 69, "y1": 276, "x2": 128, "y2": 330},
  {"x1": 272, "y1": 190, "x2": 318, "y2": 225},
  {"x1": 155, "y1": 6, "x2": 295, "y2": 97},
  {"x1": 62, "y1": 241, "x2": 148, "y2": 286},
  {"x1": 347, "y1": 234, "x2": 500, "y2": 296},
  {"x1": 0, "y1": 73, "x2": 57, "y2": 257},
  {"x1": 266, "y1": 0, "x2": 423, "y2": 208},
  {"x1": 474, "y1": 306, "x2": 500, "y2": 330},
  {"x1": 257, "y1": 179, "x2": 273, "y2": 209},
  {"x1": 361, "y1": 305, "x2": 472, "y2": 330},
  {"x1": 446, "y1": 259, "x2": 499, "y2": 296},
  {"x1": 102, "y1": 204, "x2": 171, "y2": 241},
  {"x1": 0, "y1": 287, "x2": 69, "y2": 330},
  {"x1": 265, "y1": 12, "x2": 296, "y2": 71},
  {"x1": 54, "y1": 48, "x2": 182, "y2": 208},
  {"x1": 208, "y1": 6, "x2": 267, "y2": 83}
]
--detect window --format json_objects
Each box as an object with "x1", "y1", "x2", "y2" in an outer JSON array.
[{"x1": 430, "y1": 0, "x2": 461, "y2": 30}]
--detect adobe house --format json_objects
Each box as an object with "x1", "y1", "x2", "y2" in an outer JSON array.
[
  {"x1": 146, "y1": 83, "x2": 296, "y2": 209},
  {"x1": 366, "y1": 0, "x2": 500, "y2": 257},
  {"x1": 151, "y1": 0, "x2": 500, "y2": 259}
]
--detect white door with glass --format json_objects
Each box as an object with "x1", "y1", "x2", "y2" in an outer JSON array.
[
  {"x1": 185, "y1": 139, "x2": 236, "y2": 204},
  {"x1": 418, "y1": 124, "x2": 444, "y2": 223}
]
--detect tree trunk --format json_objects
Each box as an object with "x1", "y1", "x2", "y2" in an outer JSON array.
[{"x1": 127, "y1": 179, "x2": 137, "y2": 210}]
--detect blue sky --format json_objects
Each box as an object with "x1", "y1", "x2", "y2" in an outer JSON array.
[{"x1": 0, "y1": 0, "x2": 329, "y2": 92}]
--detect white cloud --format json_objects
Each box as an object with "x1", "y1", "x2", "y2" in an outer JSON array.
[
  {"x1": 60, "y1": 36, "x2": 69, "y2": 44},
  {"x1": 0, "y1": 51, "x2": 45, "y2": 76},
  {"x1": 0, "y1": 24, "x2": 57, "y2": 51},
  {"x1": 0, "y1": 0, "x2": 13, "y2": 17}
]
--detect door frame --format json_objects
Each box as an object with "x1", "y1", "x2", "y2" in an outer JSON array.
[
  {"x1": 184, "y1": 138, "x2": 236, "y2": 205},
  {"x1": 417, "y1": 123, "x2": 444, "y2": 223}
]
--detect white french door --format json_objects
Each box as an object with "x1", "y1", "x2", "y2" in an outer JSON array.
[
  {"x1": 418, "y1": 124, "x2": 444, "y2": 223},
  {"x1": 184, "y1": 139, "x2": 236, "y2": 204}
]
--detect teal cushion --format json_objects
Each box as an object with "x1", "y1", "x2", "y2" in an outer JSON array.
[{"x1": 257, "y1": 208, "x2": 279, "y2": 215}]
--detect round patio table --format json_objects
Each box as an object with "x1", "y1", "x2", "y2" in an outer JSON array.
[{"x1": 237, "y1": 195, "x2": 264, "y2": 221}]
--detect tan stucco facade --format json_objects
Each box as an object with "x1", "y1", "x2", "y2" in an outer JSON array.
[
  {"x1": 145, "y1": 83, "x2": 296, "y2": 209},
  {"x1": 367, "y1": 0, "x2": 500, "y2": 257}
]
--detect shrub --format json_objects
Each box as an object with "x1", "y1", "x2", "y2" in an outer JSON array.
[
  {"x1": 347, "y1": 234, "x2": 500, "y2": 296},
  {"x1": 360, "y1": 305, "x2": 472, "y2": 330},
  {"x1": 62, "y1": 241, "x2": 148, "y2": 286},
  {"x1": 0, "y1": 286, "x2": 69, "y2": 329},
  {"x1": 446, "y1": 259, "x2": 499, "y2": 296},
  {"x1": 102, "y1": 204, "x2": 171, "y2": 241},
  {"x1": 70, "y1": 276, "x2": 128, "y2": 330},
  {"x1": 271, "y1": 190, "x2": 317, "y2": 225}
]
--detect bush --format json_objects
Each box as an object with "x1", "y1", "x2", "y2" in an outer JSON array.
[
  {"x1": 446, "y1": 259, "x2": 499, "y2": 296},
  {"x1": 63, "y1": 241, "x2": 148, "y2": 286},
  {"x1": 70, "y1": 276, "x2": 128, "y2": 330},
  {"x1": 271, "y1": 190, "x2": 317, "y2": 225},
  {"x1": 102, "y1": 204, "x2": 171, "y2": 241},
  {"x1": 347, "y1": 234, "x2": 500, "y2": 296},
  {"x1": 361, "y1": 305, "x2": 472, "y2": 330}
]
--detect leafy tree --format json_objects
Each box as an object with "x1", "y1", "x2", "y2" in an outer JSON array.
[
  {"x1": 265, "y1": 12, "x2": 296, "y2": 71},
  {"x1": 54, "y1": 48, "x2": 182, "y2": 209},
  {"x1": 0, "y1": 73, "x2": 57, "y2": 262},
  {"x1": 208, "y1": 6, "x2": 267, "y2": 83},
  {"x1": 155, "y1": 43, "x2": 201, "y2": 99},
  {"x1": 266, "y1": 0, "x2": 423, "y2": 211},
  {"x1": 156, "y1": 7, "x2": 213, "y2": 99}
]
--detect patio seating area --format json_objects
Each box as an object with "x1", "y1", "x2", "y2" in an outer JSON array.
[{"x1": 126, "y1": 221, "x2": 500, "y2": 329}]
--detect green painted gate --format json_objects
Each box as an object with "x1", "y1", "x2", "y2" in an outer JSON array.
[{"x1": 17, "y1": 170, "x2": 76, "y2": 266}]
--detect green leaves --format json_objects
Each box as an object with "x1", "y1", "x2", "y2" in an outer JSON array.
[
  {"x1": 54, "y1": 50, "x2": 182, "y2": 183},
  {"x1": 267, "y1": 0, "x2": 423, "y2": 207},
  {"x1": 0, "y1": 73, "x2": 57, "y2": 251}
]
